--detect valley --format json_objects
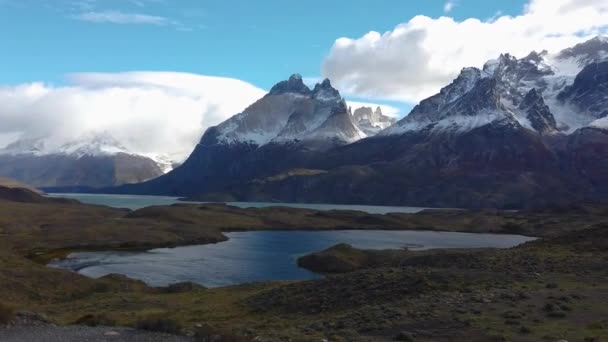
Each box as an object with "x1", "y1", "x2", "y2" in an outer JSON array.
[
  {"x1": 0, "y1": 11, "x2": 607, "y2": 341},
  {"x1": 0, "y1": 188, "x2": 606, "y2": 340}
]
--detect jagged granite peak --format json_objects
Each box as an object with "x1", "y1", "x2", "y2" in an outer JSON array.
[
  {"x1": 312, "y1": 78, "x2": 341, "y2": 102},
  {"x1": 308, "y1": 99, "x2": 366, "y2": 143},
  {"x1": 443, "y1": 77, "x2": 504, "y2": 117},
  {"x1": 487, "y1": 52, "x2": 554, "y2": 104},
  {"x1": 209, "y1": 74, "x2": 365, "y2": 146},
  {"x1": 268, "y1": 73, "x2": 312, "y2": 96},
  {"x1": 352, "y1": 106, "x2": 397, "y2": 136},
  {"x1": 485, "y1": 51, "x2": 554, "y2": 78},
  {"x1": 442, "y1": 67, "x2": 487, "y2": 104},
  {"x1": 519, "y1": 88, "x2": 557, "y2": 134},
  {"x1": 401, "y1": 67, "x2": 485, "y2": 123},
  {"x1": 557, "y1": 61, "x2": 608, "y2": 119},
  {"x1": 383, "y1": 76, "x2": 512, "y2": 136},
  {"x1": 353, "y1": 106, "x2": 396, "y2": 128}
]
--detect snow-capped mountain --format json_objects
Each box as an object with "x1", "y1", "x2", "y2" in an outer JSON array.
[
  {"x1": 0, "y1": 132, "x2": 168, "y2": 188},
  {"x1": 110, "y1": 75, "x2": 374, "y2": 196},
  {"x1": 383, "y1": 37, "x2": 608, "y2": 137},
  {"x1": 56, "y1": 132, "x2": 130, "y2": 157},
  {"x1": 351, "y1": 106, "x2": 396, "y2": 136},
  {"x1": 212, "y1": 74, "x2": 366, "y2": 146},
  {"x1": 109, "y1": 37, "x2": 608, "y2": 209}
]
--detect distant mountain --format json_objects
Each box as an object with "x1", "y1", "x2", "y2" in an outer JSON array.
[
  {"x1": 351, "y1": 106, "x2": 396, "y2": 136},
  {"x1": 110, "y1": 75, "x2": 378, "y2": 197},
  {"x1": 110, "y1": 37, "x2": 608, "y2": 208},
  {"x1": 0, "y1": 132, "x2": 165, "y2": 189}
]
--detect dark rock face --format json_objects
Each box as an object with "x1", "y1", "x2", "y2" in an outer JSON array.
[
  {"x1": 558, "y1": 61, "x2": 608, "y2": 119},
  {"x1": 404, "y1": 67, "x2": 485, "y2": 124},
  {"x1": 444, "y1": 78, "x2": 503, "y2": 117},
  {"x1": 235, "y1": 122, "x2": 578, "y2": 209},
  {"x1": 519, "y1": 89, "x2": 557, "y2": 134},
  {"x1": 565, "y1": 127, "x2": 608, "y2": 197},
  {"x1": 268, "y1": 74, "x2": 311, "y2": 96}
]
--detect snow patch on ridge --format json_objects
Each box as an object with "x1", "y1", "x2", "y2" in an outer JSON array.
[{"x1": 590, "y1": 116, "x2": 608, "y2": 129}]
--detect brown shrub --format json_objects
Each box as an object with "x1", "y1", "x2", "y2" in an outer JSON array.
[
  {"x1": 135, "y1": 316, "x2": 183, "y2": 335},
  {"x1": 73, "y1": 313, "x2": 116, "y2": 327}
]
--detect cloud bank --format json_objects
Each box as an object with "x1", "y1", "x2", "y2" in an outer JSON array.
[
  {"x1": 0, "y1": 73, "x2": 397, "y2": 160},
  {"x1": 0, "y1": 73, "x2": 266, "y2": 160},
  {"x1": 322, "y1": 0, "x2": 608, "y2": 103}
]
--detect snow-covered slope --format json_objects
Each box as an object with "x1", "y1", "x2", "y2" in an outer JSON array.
[
  {"x1": 0, "y1": 131, "x2": 171, "y2": 188},
  {"x1": 211, "y1": 75, "x2": 366, "y2": 146},
  {"x1": 0, "y1": 132, "x2": 176, "y2": 174},
  {"x1": 383, "y1": 36, "x2": 608, "y2": 137}
]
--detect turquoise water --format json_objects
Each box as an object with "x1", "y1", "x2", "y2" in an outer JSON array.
[
  {"x1": 50, "y1": 230, "x2": 536, "y2": 288},
  {"x1": 48, "y1": 193, "x2": 430, "y2": 214}
]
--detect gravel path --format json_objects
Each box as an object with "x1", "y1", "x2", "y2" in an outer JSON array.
[
  {"x1": 0, "y1": 312, "x2": 195, "y2": 341},
  {"x1": 0, "y1": 323, "x2": 194, "y2": 342}
]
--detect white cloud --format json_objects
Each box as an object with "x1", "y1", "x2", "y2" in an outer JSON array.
[
  {"x1": 75, "y1": 10, "x2": 172, "y2": 25},
  {"x1": 443, "y1": 1, "x2": 456, "y2": 13},
  {"x1": 322, "y1": 0, "x2": 608, "y2": 103},
  {"x1": 0, "y1": 72, "x2": 266, "y2": 160}
]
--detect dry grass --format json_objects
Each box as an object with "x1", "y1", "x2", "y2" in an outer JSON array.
[{"x1": 0, "y1": 302, "x2": 15, "y2": 325}]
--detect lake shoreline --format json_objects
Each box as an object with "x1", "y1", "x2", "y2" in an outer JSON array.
[
  {"x1": 1, "y1": 188, "x2": 607, "y2": 340},
  {"x1": 49, "y1": 230, "x2": 536, "y2": 288}
]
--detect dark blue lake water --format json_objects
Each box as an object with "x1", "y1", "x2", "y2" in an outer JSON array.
[
  {"x1": 47, "y1": 193, "x2": 430, "y2": 214},
  {"x1": 50, "y1": 230, "x2": 536, "y2": 288}
]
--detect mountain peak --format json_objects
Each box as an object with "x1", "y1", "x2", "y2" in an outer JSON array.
[
  {"x1": 58, "y1": 131, "x2": 129, "y2": 157},
  {"x1": 268, "y1": 73, "x2": 311, "y2": 96},
  {"x1": 312, "y1": 78, "x2": 341, "y2": 102}
]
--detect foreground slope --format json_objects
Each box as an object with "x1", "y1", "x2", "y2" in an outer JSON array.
[{"x1": 0, "y1": 192, "x2": 606, "y2": 340}]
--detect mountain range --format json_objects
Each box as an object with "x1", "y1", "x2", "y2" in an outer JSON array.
[
  {"x1": 3, "y1": 37, "x2": 606, "y2": 209},
  {"x1": 0, "y1": 132, "x2": 168, "y2": 189},
  {"x1": 105, "y1": 36, "x2": 608, "y2": 209}
]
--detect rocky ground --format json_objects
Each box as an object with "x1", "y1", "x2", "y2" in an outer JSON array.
[
  {"x1": 0, "y1": 187, "x2": 607, "y2": 340},
  {"x1": 0, "y1": 312, "x2": 192, "y2": 342}
]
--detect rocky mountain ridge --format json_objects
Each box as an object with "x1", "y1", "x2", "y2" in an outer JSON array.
[{"x1": 103, "y1": 37, "x2": 608, "y2": 208}]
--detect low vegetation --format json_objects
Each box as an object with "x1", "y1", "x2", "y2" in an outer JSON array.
[{"x1": 0, "y1": 187, "x2": 606, "y2": 340}]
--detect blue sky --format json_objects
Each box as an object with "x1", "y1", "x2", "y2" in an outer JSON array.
[
  {"x1": 0, "y1": 0, "x2": 525, "y2": 90},
  {"x1": 0, "y1": 0, "x2": 605, "y2": 158}
]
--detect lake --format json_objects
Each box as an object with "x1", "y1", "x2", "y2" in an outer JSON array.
[
  {"x1": 47, "y1": 193, "x2": 431, "y2": 214},
  {"x1": 50, "y1": 230, "x2": 536, "y2": 288}
]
